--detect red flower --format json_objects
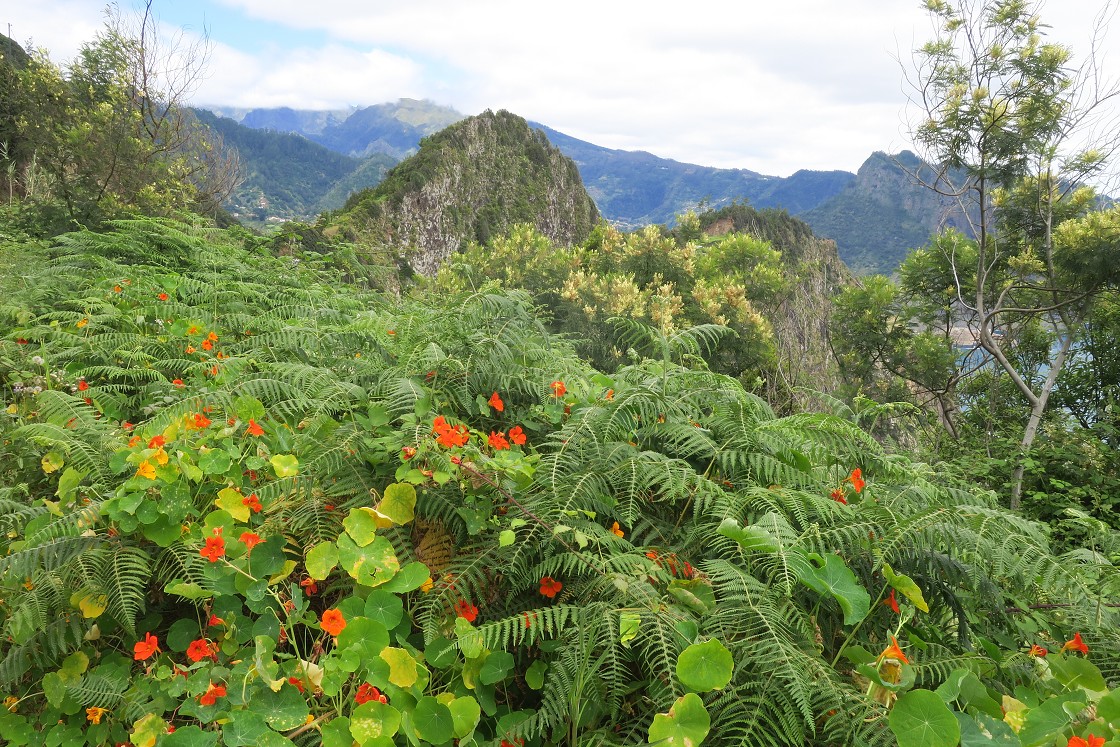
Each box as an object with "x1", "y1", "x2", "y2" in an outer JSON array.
[
  {"x1": 113, "y1": 285, "x2": 123, "y2": 293},
  {"x1": 122, "y1": 421, "x2": 134, "y2": 430},
  {"x1": 884, "y1": 589, "x2": 899, "y2": 614},
  {"x1": 198, "y1": 682, "x2": 226, "y2": 706},
  {"x1": 300, "y1": 577, "x2": 318, "y2": 595},
  {"x1": 539, "y1": 576, "x2": 563, "y2": 598},
  {"x1": 488, "y1": 391, "x2": 505, "y2": 412},
  {"x1": 239, "y1": 532, "x2": 263, "y2": 553},
  {"x1": 550, "y1": 380, "x2": 566, "y2": 397},
  {"x1": 830, "y1": 488, "x2": 847, "y2": 505},
  {"x1": 192, "y1": 413, "x2": 211, "y2": 429},
  {"x1": 433, "y1": 416, "x2": 469, "y2": 448},
  {"x1": 245, "y1": 419, "x2": 264, "y2": 437},
  {"x1": 200, "y1": 534, "x2": 225, "y2": 563},
  {"x1": 1068, "y1": 736, "x2": 1106, "y2": 747},
  {"x1": 287, "y1": 676, "x2": 305, "y2": 693},
  {"x1": 846, "y1": 468, "x2": 865, "y2": 493},
  {"x1": 242, "y1": 493, "x2": 262, "y2": 513},
  {"x1": 509, "y1": 425, "x2": 527, "y2": 446},
  {"x1": 489, "y1": 430, "x2": 510, "y2": 450},
  {"x1": 186, "y1": 638, "x2": 218, "y2": 663},
  {"x1": 321, "y1": 608, "x2": 346, "y2": 637},
  {"x1": 201, "y1": 339, "x2": 213, "y2": 351},
  {"x1": 877, "y1": 635, "x2": 909, "y2": 665},
  {"x1": 158, "y1": 292, "x2": 169, "y2": 301},
  {"x1": 133, "y1": 632, "x2": 160, "y2": 661},
  {"x1": 77, "y1": 380, "x2": 89, "y2": 392},
  {"x1": 401, "y1": 446, "x2": 417, "y2": 460},
  {"x1": 1029, "y1": 644, "x2": 1048, "y2": 657},
  {"x1": 207, "y1": 614, "x2": 224, "y2": 627},
  {"x1": 355, "y1": 683, "x2": 388, "y2": 705},
  {"x1": 455, "y1": 600, "x2": 478, "y2": 622},
  {"x1": 16, "y1": 338, "x2": 27, "y2": 344},
  {"x1": 172, "y1": 378, "x2": 184, "y2": 388},
  {"x1": 1062, "y1": 632, "x2": 1089, "y2": 655},
  {"x1": 148, "y1": 435, "x2": 165, "y2": 449}
]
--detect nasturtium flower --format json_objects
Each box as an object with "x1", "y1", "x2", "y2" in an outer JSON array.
[
  {"x1": 456, "y1": 600, "x2": 479, "y2": 622},
  {"x1": 185, "y1": 345, "x2": 196, "y2": 354},
  {"x1": 287, "y1": 676, "x2": 305, "y2": 693},
  {"x1": 148, "y1": 435, "x2": 165, "y2": 448},
  {"x1": 321, "y1": 608, "x2": 346, "y2": 636},
  {"x1": 158, "y1": 292, "x2": 169, "y2": 301},
  {"x1": 200, "y1": 534, "x2": 225, "y2": 563},
  {"x1": 191, "y1": 413, "x2": 211, "y2": 430},
  {"x1": 153, "y1": 447, "x2": 169, "y2": 466},
  {"x1": 76, "y1": 318, "x2": 88, "y2": 328},
  {"x1": 133, "y1": 632, "x2": 160, "y2": 661},
  {"x1": 509, "y1": 425, "x2": 527, "y2": 446},
  {"x1": 876, "y1": 635, "x2": 909, "y2": 664},
  {"x1": 488, "y1": 391, "x2": 505, "y2": 412},
  {"x1": 245, "y1": 419, "x2": 264, "y2": 436},
  {"x1": 207, "y1": 331, "x2": 218, "y2": 342},
  {"x1": 201, "y1": 339, "x2": 213, "y2": 351},
  {"x1": 186, "y1": 638, "x2": 218, "y2": 662},
  {"x1": 136, "y1": 461, "x2": 157, "y2": 480},
  {"x1": 846, "y1": 468, "x2": 865, "y2": 493},
  {"x1": 172, "y1": 378, "x2": 184, "y2": 387},
  {"x1": 1068, "y1": 735, "x2": 1105, "y2": 747},
  {"x1": 401, "y1": 446, "x2": 417, "y2": 460},
  {"x1": 199, "y1": 682, "x2": 226, "y2": 706},
  {"x1": 539, "y1": 576, "x2": 563, "y2": 598},
  {"x1": 489, "y1": 430, "x2": 510, "y2": 450},
  {"x1": 300, "y1": 576, "x2": 318, "y2": 595},
  {"x1": 605, "y1": 389, "x2": 614, "y2": 400},
  {"x1": 610, "y1": 521, "x2": 625, "y2": 538},
  {"x1": 86, "y1": 706, "x2": 108, "y2": 724},
  {"x1": 550, "y1": 380, "x2": 566, "y2": 397},
  {"x1": 239, "y1": 531, "x2": 263, "y2": 553},
  {"x1": 433, "y1": 416, "x2": 469, "y2": 448},
  {"x1": 128, "y1": 435, "x2": 142, "y2": 447},
  {"x1": 420, "y1": 577, "x2": 434, "y2": 593},
  {"x1": 355, "y1": 683, "x2": 387, "y2": 705},
  {"x1": 1029, "y1": 644, "x2": 1048, "y2": 657},
  {"x1": 1062, "y1": 632, "x2": 1089, "y2": 655},
  {"x1": 242, "y1": 493, "x2": 262, "y2": 513},
  {"x1": 113, "y1": 285, "x2": 122, "y2": 293},
  {"x1": 884, "y1": 589, "x2": 899, "y2": 614},
  {"x1": 207, "y1": 614, "x2": 224, "y2": 627},
  {"x1": 77, "y1": 379, "x2": 89, "y2": 391},
  {"x1": 830, "y1": 488, "x2": 847, "y2": 505}
]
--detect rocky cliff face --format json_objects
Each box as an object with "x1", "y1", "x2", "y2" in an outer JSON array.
[{"x1": 336, "y1": 110, "x2": 599, "y2": 275}]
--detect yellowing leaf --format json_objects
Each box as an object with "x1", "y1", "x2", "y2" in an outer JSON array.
[
  {"x1": 376, "y1": 483, "x2": 417, "y2": 526},
  {"x1": 380, "y1": 647, "x2": 419, "y2": 688},
  {"x1": 71, "y1": 591, "x2": 108, "y2": 619},
  {"x1": 270, "y1": 454, "x2": 299, "y2": 478},
  {"x1": 42, "y1": 451, "x2": 64, "y2": 474},
  {"x1": 215, "y1": 487, "x2": 249, "y2": 522},
  {"x1": 130, "y1": 713, "x2": 167, "y2": 747}
]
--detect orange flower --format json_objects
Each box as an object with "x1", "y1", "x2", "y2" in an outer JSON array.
[
  {"x1": 200, "y1": 534, "x2": 225, "y2": 563},
  {"x1": 133, "y1": 632, "x2": 160, "y2": 660},
  {"x1": 245, "y1": 419, "x2": 264, "y2": 437},
  {"x1": 1062, "y1": 632, "x2": 1089, "y2": 655},
  {"x1": 76, "y1": 318, "x2": 89, "y2": 328},
  {"x1": 187, "y1": 326, "x2": 198, "y2": 335},
  {"x1": 86, "y1": 706, "x2": 108, "y2": 724},
  {"x1": 846, "y1": 468, "x2": 865, "y2": 493},
  {"x1": 198, "y1": 682, "x2": 226, "y2": 706},
  {"x1": 128, "y1": 435, "x2": 142, "y2": 447},
  {"x1": 433, "y1": 416, "x2": 469, "y2": 448},
  {"x1": 509, "y1": 425, "x2": 527, "y2": 446},
  {"x1": 1068, "y1": 736, "x2": 1106, "y2": 747},
  {"x1": 287, "y1": 676, "x2": 305, "y2": 693},
  {"x1": 207, "y1": 331, "x2": 218, "y2": 342},
  {"x1": 136, "y1": 461, "x2": 157, "y2": 480},
  {"x1": 239, "y1": 531, "x2": 263, "y2": 553},
  {"x1": 77, "y1": 379, "x2": 89, "y2": 391},
  {"x1": 172, "y1": 378, "x2": 184, "y2": 387},
  {"x1": 158, "y1": 292, "x2": 169, "y2": 301},
  {"x1": 321, "y1": 608, "x2": 346, "y2": 636},
  {"x1": 884, "y1": 589, "x2": 899, "y2": 614},
  {"x1": 550, "y1": 380, "x2": 566, "y2": 397},
  {"x1": 300, "y1": 576, "x2": 318, "y2": 595},
  {"x1": 122, "y1": 421, "x2": 134, "y2": 430},
  {"x1": 489, "y1": 430, "x2": 510, "y2": 450},
  {"x1": 876, "y1": 635, "x2": 909, "y2": 665},
  {"x1": 355, "y1": 683, "x2": 388, "y2": 704},
  {"x1": 185, "y1": 345, "x2": 196, "y2": 354},
  {"x1": 401, "y1": 446, "x2": 417, "y2": 460},
  {"x1": 488, "y1": 391, "x2": 504, "y2": 412},
  {"x1": 201, "y1": 339, "x2": 213, "y2": 351},
  {"x1": 209, "y1": 364, "x2": 218, "y2": 376},
  {"x1": 113, "y1": 285, "x2": 122, "y2": 293},
  {"x1": 148, "y1": 435, "x2": 165, "y2": 448},
  {"x1": 1029, "y1": 644, "x2": 1048, "y2": 657},
  {"x1": 207, "y1": 614, "x2": 224, "y2": 627},
  {"x1": 830, "y1": 488, "x2": 847, "y2": 505},
  {"x1": 539, "y1": 576, "x2": 563, "y2": 598},
  {"x1": 242, "y1": 493, "x2": 262, "y2": 513},
  {"x1": 610, "y1": 521, "x2": 625, "y2": 538},
  {"x1": 186, "y1": 638, "x2": 218, "y2": 663},
  {"x1": 456, "y1": 600, "x2": 478, "y2": 622},
  {"x1": 192, "y1": 413, "x2": 211, "y2": 429}
]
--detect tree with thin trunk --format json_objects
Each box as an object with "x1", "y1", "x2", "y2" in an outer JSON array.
[{"x1": 904, "y1": 0, "x2": 1120, "y2": 508}]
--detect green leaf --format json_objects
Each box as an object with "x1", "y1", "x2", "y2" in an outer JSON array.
[
  {"x1": 525, "y1": 660, "x2": 547, "y2": 690},
  {"x1": 364, "y1": 590, "x2": 404, "y2": 629},
  {"x1": 270, "y1": 454, "x2": 299, "y2": 477},
  {"x1": 380, "y1": 561, "x2": 430, "y2": 593},
  {"x1": 647, "y1": 692, "x2": 711, "y2": 747},
  {"x1": 480, "y1": 651, "x2": 515, "y2": 685},
  {"x1": 498, "y1": 529, "x2": 515, "y2": 547},
  {"x1": 447, "y1": 696, "x2": 481, "y2": 739},
  {"x1": 1018, "y1": 695, "x2": 1083, "y2": 747},
  {"x1": 198, "y1": 449, "x2": 232, "y2": 475},
  {"x1": 321, "y1": 717, "x2": 352, "y2": 747},
  {"x1": 716, "y1": 517, "x2": 779, "y2": 552},
  {"x1": 163, "y1": 726, "x2": 220, "y2": 747},
  {"x1": 1097, "y1": 687, "x2": 1120, "y2": 726},
  {"x1": 1047, "y1": 653, "x2": 1107, "y2": 693},
  {"x1": 254, "y1": 684, "x2": 310, "y2": 730},
  {"x1": 164, "y1": 581, "x2": 213, "y2": 601},
  {"x1": 412, "y1": 696, "x2": 454, "y2": 744},
  {"x1": 667, "y1": 579, "x2": 716, "y2": 615},
  {"x1": 426, "y1": 636, "x2": 458, "y2": 668},
  {"x1": 336, "y1": 533, "x2": 400, "y2": 587},
  {"x1": 677, "y1": 638, "x2": 734, "y2": 692},
  {"x1": 306, "y1": 541, "x2": 339, "y2": 581},
  {"x1": 344, "y1": 508, "x2": 381, "y2": 546},
  {"x1": 882, "y1": 562, "x2": 930, "y2": 613},
  {"x1": 796, "y1": 552, "x2": 871, "y2": 626},
  {"x1": 380, "y1": 647, "x2": 419, "y2": 688},
  {"x1": 336, "y1": 616, "x2": 390, "y2": 659},
  {"x1": 234, "y1": 395, "x2": 266, "y2": 422},
  {"x1": 620, "y1": 611, "x2": 641, "y2": 648},
  {"x1": 957, "y1": 712, "x2": 1021, "y2": 747},
  {"x1": 221, "y1": 711, "x2": 271, "y2": 746},
  {"x1": 889, "y1": 689, "x2": 960, "y2": 747},
  {"x1": 377, "y1": 482, "x2": 416, "y2": 525},
  {"x1": 350, "y1": 701, "x2": 401, "y2": 743}
]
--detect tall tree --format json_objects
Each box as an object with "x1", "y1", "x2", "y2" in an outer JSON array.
[{"x1": 905, "y1": 0, "x2": 1120, "y2": 507}]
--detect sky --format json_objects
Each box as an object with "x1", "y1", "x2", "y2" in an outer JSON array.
[{"x1": 5, "y1": 1, "x2": 1118, "y2": 177}]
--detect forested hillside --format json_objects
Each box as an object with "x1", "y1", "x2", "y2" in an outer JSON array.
[{"x1": 3, "y1": 2, "x2": 1120, "y2": 747}]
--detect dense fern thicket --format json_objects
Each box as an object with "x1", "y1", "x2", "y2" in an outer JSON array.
[{"x1": 2, "y1": 219, "x2": 1120, "y2": 747}]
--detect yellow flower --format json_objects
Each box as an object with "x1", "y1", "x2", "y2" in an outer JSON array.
[
  {"x1": 3, "y1": 695, "x2": 18, "y2": 712},
  {"x1": 152, "y1": 447, "x2": 169, "y2": 466},
  {"x1": 420, "y1": 577, "x2": 434, "y2": 593},
  {"x1": 136, "y1": 461, "x2": 156, "y2": 480},
  {"x1": 610, "y1": 521, "x2": 625, "y2": 538},
  {"x1": 76, "y1": 318, "x2": 89, "y2": 328},
  {"x1": 86, "y1": 706, "x2": 108, "y2": 723}
]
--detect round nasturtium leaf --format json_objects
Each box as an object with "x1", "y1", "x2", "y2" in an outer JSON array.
[
  {"x1": 377, "y1": 482, "x2": 416, "y2": 525},
  {"x1": 270, "y1": 454, "x2": 299, "y2": 478},
  {"x1": 364, "y1": 590, "x2": 404, "y2": 629},
  {"x1": 380, "y1": 647, "x2": 419, "y2": 688},
  {"x1": 480, "y1": 651, "x2": 515, "y2": 685},
  {"x1": 412, "y1": 696, "x2": 454, "y2": 744},
  {"x1": 198, "y1": 449, "x2": 233, "y2": 476},
  {"x1": 447, "y1": 696, "x2": 481, "y2": 739},
  {"x1": 336, "y1": 616, "x2": 390, "y2": 658},
  {"x1": 647, "y1": 692, "x2": 711, "y2": 746},
  {"x1": 306, "y1": 541, "x2": 339, "y2": 580},
  {"x1": 888, "y1": 689, "x2": 960, "y2": 747},
  {"x1": 350, "y1": 700, "x2": 401, "y2": 743},
  {"x1": 336, "y1": 534, "x2": 400, "y2": 587},
  {"x1": 254, "y1": 683, "x2": 311, "y2": 730},
  {"x1": 677, "y1": 638, "x2": 734, "y2": 692},
  {"x1": 215, "y1": 487, "x2": 249, "y2": 522},
  {"x1": 344, "y1": 508, "x2": 382, "y2": 546},
  {"x1": 162, "y1": 725, "x2": 220, "y2": 747}
]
